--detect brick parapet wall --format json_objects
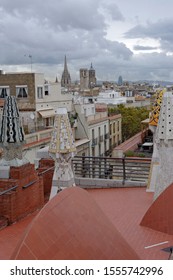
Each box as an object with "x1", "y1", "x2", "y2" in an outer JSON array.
[
  {"x1": 37, "y1": 158, "x2": 55, "y2": 200},
  {"x1": 37, "y1": 167, "x2": 54, "y2": 198},
  {"x1": 0, "y1": 163, "x2": 44, "y2": 225},
  {"x1": 38, "y1": 158, "x2": 54, "y2": 168}
]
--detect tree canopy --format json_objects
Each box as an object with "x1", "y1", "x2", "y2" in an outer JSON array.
[{"x1": 108, "y1": 105, "x2": 149, "y2": 141}]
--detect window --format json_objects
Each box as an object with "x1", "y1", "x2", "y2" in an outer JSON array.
[
  {"x1": 0, "y1": 86, "x2": 10, "y2": 98},
  {"x1": 104, "y1": 125, "x2": 106, "y2": 134},
  {"x1": 113, "y1": 123, "x2": 115, "y2": 133},
  {"x1": 44, "y1": 85, "x2": 49, "y2": 96},
  {"x1": 16, "y1": 86, "x2": 28, "y2": 98},
  {"x1": 92, "y1": 129, "x2": 94, "y2": 139},
  {"x1": 118, "y1": 121, "x2": 120, "y2": 131},
  {"x1": 37, "y1": 86, "x2": 43, "y2": 99}
]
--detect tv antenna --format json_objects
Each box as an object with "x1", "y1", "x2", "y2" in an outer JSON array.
[{"x1": 24, "y1": 54, "x2": 33, "y2": 72}]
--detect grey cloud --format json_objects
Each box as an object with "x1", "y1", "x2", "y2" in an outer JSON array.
[
  {"x1": 0, "y1": 0, "x2": 132, "y2": 68},
  {"x1": 133, "y1": 45, "x2": 158, "y2": 51},
  {"x1": 0, "y1": 0, "x2": 107, "y2": 31},
  {"x1": 100, "y1": 0, "x2": 124, "y2": 21},
  {"x1": 1, "y1": 0, "x2": 173, "y2": 82},
  {"x1": 94, "y1": 52, "x2": 173, "y2": 82},
  {"x1": 125, "y1": 19, "x2": 173, "y2": 52}
]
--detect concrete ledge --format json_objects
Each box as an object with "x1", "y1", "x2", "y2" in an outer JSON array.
[
  {"x1": 0, "y1": 166, "x2": 10, "y2": 179},
  {"x1": 75, "y1": 177, "x2": 147, "y2": 189},
  {"x1": 123, "y1": 180, "x2": 147, "y2": 187}
]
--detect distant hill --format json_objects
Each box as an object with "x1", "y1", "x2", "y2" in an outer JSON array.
[
  {"x1": 134, "y1": 80, "x2": 173, "y2": 87},
  {"x1": 96, "y1": 80, "x2": 173, "y2": 87}
]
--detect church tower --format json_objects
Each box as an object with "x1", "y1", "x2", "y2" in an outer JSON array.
[
  {"x1": 61, "y1": 55, "x2": 71, "y2": 88},
  {"x1": 89, "y1": 63, "x2": 96, "y2": 88}
]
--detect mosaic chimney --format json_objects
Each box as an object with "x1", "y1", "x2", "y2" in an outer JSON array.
[
  {"x1": 147, "y1": 90, "x2": 164, "y2": 193},
  {"x1": 0, "y1": 96, "x2": 28, "y2": 169},
  {"x1": 49, "y1": 107, "x2": 76, "y2": 199},
  {"x1": 152, "y1": 92, "x2": 173, "y2": 199}
]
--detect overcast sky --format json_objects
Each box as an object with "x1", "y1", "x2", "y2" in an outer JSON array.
[{"x1": 1, "y1": 0, "x2": 173, "y2": 82}]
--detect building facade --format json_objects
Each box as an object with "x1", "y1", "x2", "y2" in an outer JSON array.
[
  {"x1": 0, "y1": 71, "x2": 73, "y2": 133},
  {"x1": 74, "y1": 102, "x2": 110, "y2": 157},
  {"x1": 109, "y1": 114, "x2": 122, "y2": 153}
]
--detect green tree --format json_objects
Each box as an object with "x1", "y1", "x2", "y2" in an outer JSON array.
[{"x1": 108, "y1": 105, "x2": 149, "y2": 141}]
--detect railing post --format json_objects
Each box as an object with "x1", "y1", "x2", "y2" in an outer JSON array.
[{"x1": 122, "y1": 155, "x2": 126, "y2": 184}]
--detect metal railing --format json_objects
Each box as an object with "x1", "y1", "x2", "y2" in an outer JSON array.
[
  {"x1": 0, "y1": 185, "x2": 18, "y2": 196},
  {"x1": 72, "y1": 156, "x2": 151, "y2": 183}
]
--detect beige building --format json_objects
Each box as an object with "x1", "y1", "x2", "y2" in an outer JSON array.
[
  {"x1": 109, "y1": 114, "x2": 122, "y2": 153},
  {"x1": 74, "y1": 102, "x2": 110, "y2": 157},
  {"x1": 0, "y1": 72, "x2": 73, "y2": 133}
]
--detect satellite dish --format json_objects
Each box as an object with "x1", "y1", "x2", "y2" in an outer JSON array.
[{"x1": 30, "y1": 113, "x2": 35, "y2": 120}]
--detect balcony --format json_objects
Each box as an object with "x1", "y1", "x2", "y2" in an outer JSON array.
[
  {"x1": 105, "y1": 133, "x2": 110, "y2": 140},
  {"x1": 99, "y1": 135, "x2": 104, "y2": 142},
  {"x1": 91, "y1": 138, "x2": 98, "y2": 147}
]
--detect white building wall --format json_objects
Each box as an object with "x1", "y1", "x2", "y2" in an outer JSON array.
[
  {"x1": 35, "y1": 75, "x2": 73, "y2": 112},
  {"x1": 74, "y1": 102, "x2": 109, "y2": 156},
  {"x1": 74, "y1": 104, "x2": 89, "y2": 139},
  {"x1": 96, "y1": 90, "x2": 126, "y2": 105},
  {"x1": 89, "y1": 120, "x2": 109, "y2": 157}
]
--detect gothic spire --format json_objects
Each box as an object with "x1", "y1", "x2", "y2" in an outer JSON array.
[
  {"x1": 61, "y1": 55, "x2": 71, "y2": 88},
  {"x1": 64, "y1": 55, "x2": 68, "y2": 71}
]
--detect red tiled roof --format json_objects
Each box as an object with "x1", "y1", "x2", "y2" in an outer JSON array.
[
  {"x1": 11, "y1": 187, "x2": 139, "y2": 260},
  {"x1": 0, "y1": 186, "x2": 173, "y2": 260},
  {"x1": 141, "y1": 182, "x2": 173, "y2": 235},
  {"x1": 0, "y1": 211, "x2": 38, "y2": 260},
  {"x1": 109, "y1": 114, "x2": 121, "y2": 121},
  {"x1": 88, "y1": 188, "x2": 173, "y2": 260}
]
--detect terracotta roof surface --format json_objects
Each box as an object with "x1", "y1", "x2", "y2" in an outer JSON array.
[
  {"x1": 11, "y1": 187, "x2": 139, "y2": 260},
  {"x1": 0, "y1": 186, "x2": 173, "y2": 260},
  {"x1": 87, "y1": 187, "x2": 173, "y2": 260},
  {"x1": 141, "y1": 182, "x2": 173, "y2": 235}
]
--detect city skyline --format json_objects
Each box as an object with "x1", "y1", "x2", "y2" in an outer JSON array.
[{"x1": 0, "y1": 0, "x2": 173, "y2": 82}]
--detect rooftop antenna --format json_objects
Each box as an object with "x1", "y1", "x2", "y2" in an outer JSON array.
[{"x1": 24, "y1": 54, "x2": 32, "y2": 72}]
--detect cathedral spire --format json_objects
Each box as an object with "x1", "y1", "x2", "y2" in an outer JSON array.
[
  {"x1": 64, "y1": 55, "x2": 68, "y2": 71},
  {"x1": 61, "y1": 55, "x2": 71, "y2": 88}
]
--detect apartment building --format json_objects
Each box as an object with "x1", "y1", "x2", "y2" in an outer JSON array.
[
  {"x1": 109, "y1": 114, "x2": 122, "y2": 152},
  {"x1": 0, "y1": 71, "x2": 73, "y2": 133},
  {"x1": 74, "y1": 102, "x2": 109, "y2": 157}
]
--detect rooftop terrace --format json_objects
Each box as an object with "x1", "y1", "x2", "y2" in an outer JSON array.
[{"x1": 0, "y1": 186, "x2": 173, "y2": 260}]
